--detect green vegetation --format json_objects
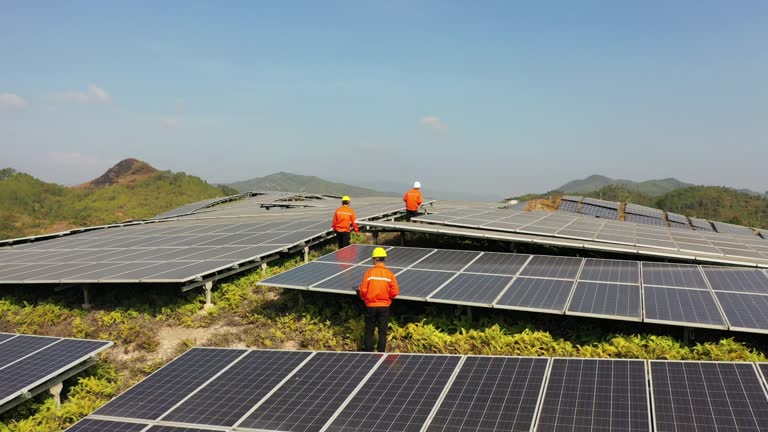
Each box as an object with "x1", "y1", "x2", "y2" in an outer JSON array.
[
  {"x1": 556, "y1": 174, "x2": 693, "y2": 197},
  {"x1": 228, "y1": 171, "x2": 393, "y2": 197},
  {"x1": 1, "y1": 234, "x2": 768, "y2": 431},
  {"x1": 0, "y1": 167, "x2": 232, "y2": 240}
]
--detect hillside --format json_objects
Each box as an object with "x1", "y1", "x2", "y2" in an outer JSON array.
[
  {"x1": 228, "y1": 171, "x2": 392, "y2": 197},
  {"x1": 0, "y1": 161, "x2": 235, "y2": 240},
  {"x1": 557, "y1": 174, "x2": 692, "y2": 196}
]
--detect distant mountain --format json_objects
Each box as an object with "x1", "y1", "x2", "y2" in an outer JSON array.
[
  {"x1": 0, "y1": 159, "x2": 233, "y2": 240},
  {"x1": 557, "y1": 175, "x2": 693, "y2": 197},
  {"x1": 75, "y1": 158, "x2": 158, "y2": 188},
  {"x1": 228, "y1": 172, "x2": 393, "y2": 197}
]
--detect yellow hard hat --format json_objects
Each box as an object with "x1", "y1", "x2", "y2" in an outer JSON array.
[
  {"x1": 342, "y1": 195, "x2": 351, "y2": 201},
  {"x1": 372, "y1": 247, "x2": 387, "y2": 258}
]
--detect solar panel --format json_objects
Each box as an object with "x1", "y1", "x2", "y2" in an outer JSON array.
[
  {"x1": 625, "y1": 214, "x2": 667, "y2": 226},
  {"x1": 311, "y1": 265, "x2": 373, "y2": 294},
  {"x1": 429, "y1": 273, "x2": 514, "y2": 306},
  {"x1": 0, "y1": 333, "x2": 15, "y2": 344},
  {"x1": 427, "y1": 357, "x2": 549, "y2": 432},
  {"x1": 463, "y1": 252, "x2": 531, "y2": 276},
  {"x1": 666, "y1": 212, "x2": 688, "y2": 224},
  {"x1": 561, "y1": 195, "x2": 583, "y2": 202},
  {"x1": 582, "y1": 198, "x2": 620, "y2": 209},
  {"x1": 625, "y1": 204, "x2": 664, "y2": 218},
  {"x1": 261, "y1": 262, "x2": 353, "y2": 288},
  {"x1": 391, "y1": 269, "x2": 455, "y2": 300},
  {"x1": 0, "y1": 335, "x2": 59, "y2": 365},
  {"x1": 325, "y1": 354, "x2": 461, "y2": 432},
  {"x1": 712, "y1": 221, "x2": 756, "y2": 236},
  {"x1": 668, "y1": 221, "x2": 690, "y2": 230},
  {"x1": 535, "y1": 358, "x2": 649, "y2": 432},
  {"x1": 643, "y1": 286, "x2": 726, "y2": 328},
  {"x1": 237, "y1": 352, "x2": 383, "y2": 431},
  {"x1": 94, "y1": 348, "x2": 246, "y2": 420},
  {"x1": 690, "y1": 217, "x2": 714, "y2": 231},
  {"x1": 579, "y1": 259, "x2": 639, "y2": 284},
  {"x1": 379, "y1": 247, "x2": 436, "y2": 268},
  {"x1": 0, "y1": 339, "x2": 112, "y2": 407},
  {"x1": 161, "y1": 350, "x2": 312, "y2": 426},
  {"x1": 702, "y1": 267, "x2": 768, "y2": 294},
  {"x1": 579, "y1": 204, "x2": 619, "y2": 219},
  {"x1": 519, "y1": 256, "x2": 583, "y2": 279},
  {"x1": 147, "y1": 426, "x2": 223, "y2": 432},
  {"x1": 641, "y1": 263, "x2": 709, "y2": 289},
  {"x1": 411, "y1": 250, "x2": 481, "y2": 271},
  {"x1": 567, "y1": 282, "x2": 642, "y2": 321},
  {"x1": 714, "y1": 292, "x2": 768, "y2": 332},
  {"x1": 651, "y1": 361, "x2": 768, "y2": 431},
  {"x1": 65, "y1": 419, "x2": 147, "y2": 432},
  {"x1": 558, "y1": 200, "x2": 580, "y2": 213},
  {"x1": 494, "y1": 278, "x2": 575, "y2": 313}
]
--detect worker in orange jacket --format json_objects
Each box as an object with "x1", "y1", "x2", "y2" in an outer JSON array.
[
  {"x1": 358, "y1": 247, "x2": 399, "y2": 352},
  {"x1": 403, "y1": 181, "x2": 423, "y2": 221},
  {"x1": 332, "y1": 195, "x2": 359, "y2": 249}
]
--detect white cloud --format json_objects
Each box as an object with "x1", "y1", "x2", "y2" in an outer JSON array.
[
  {"x1": 160, "y1": 117, "x2": 181, "y2": 128},
  {"x1": 419, "y1": 115, "x2": 445, "y2": 130},
  {"x1": 0, "y1": 93, "x2": 28, "y2": 109},
  {"x1": 55, "y1": 85, "x2": 112, "y2": 104}
]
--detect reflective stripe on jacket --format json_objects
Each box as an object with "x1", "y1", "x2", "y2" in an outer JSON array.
[
  {"x1": 358, "y1": 262, "x2": 399, "y2": 307},
  {"x1": 403, "y1": 188, "x2": 423, "y2": 211},
  {"x1": 332, "y1": 205, "x2": 359, "y2": 233}
]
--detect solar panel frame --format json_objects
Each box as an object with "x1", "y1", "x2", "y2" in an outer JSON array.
[
  {"x1": 641, "y1": 262, "x2": 710, "y2": 290},
  {"x1": 0, "y1": 338, "x2": 113, "y2": 408},
  {"x1": 533, "y1": 358, "x2": 651, "y2": 432},
  {"x1": 310, "y1": 265, "x2": 381, "y2": 295},
  {"x1": 494, "y1": 277, "x2": 577, "y2": 314},
  {"x1": 322, "y1": 353, "x2": 462, "y2": 432},
  {"x1": 702, "y1": 267, "x2": 768, "y2": 294},
  {"x1": 713, "y1": 291, "x2": 768, "y2": 334},
  {"x1": 425, "y1": 356, "x2": 550, "y2": 432},
  {"x1": 643, "y1": 286, "x2": 728, "y2": 329},
  {"x1": 566, "y1": 282, "x2": 642, "y2": 322},
  {"x1": 650, "y1": 361, "x2": 768, "y2": 432},
  {"x1": 235, "y1": 352, "x2": 384, "y2": 432},
  {"x1": 518, "y1": 256, "x2": 583, "y2": 280},
  {"x1": 93, "y1": 347, "x2": 248, "y2": 420},
  {"x1": 394, "y1": 269, "x2": 461, "y2": 301},
  {"x1": 427, "y1": 273, "x2": 515, "y2": 307},
  {"x1": 160, "y1": 350, "x2": 314, "y2": 427},
  {"x1": 64, "y1": 419, "x2": 149, "y2": 432},
  {"x1": 578, "y1": 258, "x2": 640, "y2": 284},
  {"x1": 259, "y1": 262, "x2": 354, "y2": 290}
]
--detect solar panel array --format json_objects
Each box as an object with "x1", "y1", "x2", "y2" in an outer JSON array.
[
  {"x1": 263, "y1": 245, "x2": 768, "y2": 334},
  {"x1": 154, "y1": 194, "x2": 245, "y2": 219},
  {"x1": 69, "y1": 348, "x2": 768, "y2": 432},
  {"x1": 408, "y1": 208, "x2": 768, "y2": 267},
  {"x1": 0, "y1": 333, "x2": 112, "y2": 413},
  {"x1": 0, "y1": 198, "x2": 408, "y2": 285}
]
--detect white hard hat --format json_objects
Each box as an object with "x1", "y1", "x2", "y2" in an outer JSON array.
[{"x1": 413, "y1": 181, "x2": 421, "y2": 188}]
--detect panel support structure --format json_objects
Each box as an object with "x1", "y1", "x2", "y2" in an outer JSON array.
[
  {"x1": 82, "y1": 285, "x2": 92, "y2": 310},
  {"x1": 203, "y1": 282, "x2": 214, "y2": 310},
  {"x1": 303, "y1": 246, "x2": 310, "y2": 264},
  {"x1": 49, "y1": 382, "x2": 63, "y2": 410},
  {"x1": 261, "y1": 262, "x2": 268, "y2": 277}
]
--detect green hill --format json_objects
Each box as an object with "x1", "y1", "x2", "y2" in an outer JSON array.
[
  {"x1": 558, "y1": 175, "x2": 693, "y2": 196},
  {"x1": 228, "y1": 171, "x2": 392, "y2": 197},
  {"x1": 0, "y1": 160, "x2": 235, "y2": 240}
]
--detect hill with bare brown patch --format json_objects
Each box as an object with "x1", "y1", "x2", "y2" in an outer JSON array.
[{"x1": 75, "y1": 158, "x2": 159, "y2": 189}]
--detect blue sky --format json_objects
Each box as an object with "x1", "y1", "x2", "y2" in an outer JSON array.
[{"x1": 1, "y1": 1, "x2": 766, "y2": 198}]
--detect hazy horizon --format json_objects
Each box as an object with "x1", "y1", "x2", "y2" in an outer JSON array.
[{"x1": 2, "y1": 2, "x2": 766, "y2": 197}]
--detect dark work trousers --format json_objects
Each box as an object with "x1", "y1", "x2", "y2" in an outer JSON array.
[
  {"x1": 405, "y1": 209, "x2": 419, "y2": 222},
  {"x1": 364, "y1": 306, "x2": 390, "y2": 352},
  {"x1": 335, "y1": 231, "x2": 351, "y2": 249}
]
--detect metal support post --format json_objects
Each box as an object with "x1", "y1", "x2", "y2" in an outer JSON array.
[
  {"x1": 400, "y1": 232, "x2": 405, "y2": 246},
  {"x1": 49, "y1": 382, "x2": 63, "y2": 410},
  {"x1": 303, "y1": 246, "x2": 309, "y2": 263},
  {"x1": 260, "y1": 262, "x2": 268, "y2": 277},
  {"x1": 82, "y1": 286, "x2": 92, "y2": 310},
  {"x1": 203, "y1": 281, "x2": 214, "y2": 310},
  {"x1": 372, "y1": 231, "x2": 379, "y2": 245}
]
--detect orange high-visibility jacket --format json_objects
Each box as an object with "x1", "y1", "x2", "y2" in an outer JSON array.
[
  {"x1": 403, "y1": 188, "x2": 423, "y2": 211},
  {"x1": 358, "y1": 262, "x2": 399, "y2": 307},
  {"x1": 332, "y1": 205, "x2": 359, "y2": 233}
]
